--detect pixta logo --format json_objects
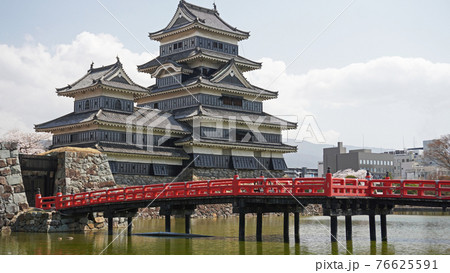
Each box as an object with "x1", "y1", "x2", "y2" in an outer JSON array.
[{"x1": 125, "y1": 108, "x2": 173, "y2": 151}]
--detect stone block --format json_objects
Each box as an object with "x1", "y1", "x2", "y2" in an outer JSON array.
[
  {"x1": 13, "y1": 193, "x2": 27, "y2": 205},
  {"x1": 6, "y1": 158, "x2": 17, "y2": 166},
  {"x1": 94, "y1": 216, "x2": 104, "y2": 223},
  {"x1": 18, "y1": 203, "x2": 29, "y2": 211},
  {"x1": 10, "y1": 165, "x2": 21, "y2": 175},
  {"x1": 6, "y1": 174, "x2": 22, "y2": 185},
  {"x1": 3, "y1": 185, "x2": 12, "y2": 193},
  {"x1": 0, "y1": 159, "x2": 7, "y2": 168},
  {"x1": 0, "y1": 150, "x2": 10, "y2": 159},
  {"x1": 10, "y1": 150, "x2": 19, "y2": 158},
  {"x1": 13, "y1": 185, "x2": 24, "y2": 193},
  {"x1": 0, "y1": 185, "x2": 3, "y2": 194},
  {"x1": 0, "y1": 167, "x2": 11, "y2": 176},
  {"x1": 2, "y1": 193, "x2": 12, "y2": 201},
  {"x1": 5, "y1": 204, "x2": 18, "y2": 214},
  {"x1": 0, "y1": 177, "x2": 6, "y2": 185},
  {"x1": 87, "y1": 223, "x2": 95, "y2": 229}
]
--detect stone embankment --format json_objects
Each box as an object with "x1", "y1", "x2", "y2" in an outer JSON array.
[
  {"x1": 10, "y1": 210, "x2": 129, "y2": 233},
  {"x1": 0, "y1": 142, "x2": 28, "y2": 234}
]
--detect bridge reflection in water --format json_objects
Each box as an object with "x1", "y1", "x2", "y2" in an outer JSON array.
[{"x1": 35, "y1": 171, "x2": 449, "y2": 245}]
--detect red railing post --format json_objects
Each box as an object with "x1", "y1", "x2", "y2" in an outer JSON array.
[
  {"x1": 233, "y1": 170, "x2": 240, "y2": 196},
  {"x1": 35, "y1": 188, "x2": 42, "y2": 208},
  {"x1": 325, "y1": 167, "x2": 333, "y2": 197},
  {"x1": 55, "y1": 186, "x2": 62, "y2": 209},
  {"x1": 365, "y1": 170, "x2": 372, "y2": 196}
]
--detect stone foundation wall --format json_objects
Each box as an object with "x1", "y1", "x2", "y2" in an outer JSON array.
[
  {"x1": 113, "y1": 174, "x2": 177, "y2": 187},
  {"x1": 0, "y1": 142, "x2": 28, "y2": 232},
  {"x1": 177, "y1": 168, "x2": 286, "y2": 182},
  {"x1": 10, "y1": 210, "x2": 129, "y2": 233},
  {"x1": 52, "y1": 149, "x2": 116, "y2": 194}
]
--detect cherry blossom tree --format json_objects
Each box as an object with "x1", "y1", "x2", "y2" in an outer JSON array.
[
  {"x1": 0, "y1": 129, "x2": 52, "y2": 154},
  {"x1": 333, "y1": 169, "x2": 367, "y2": 179},
  {"x1": 424, "y1": 135, "x2": 450, "y2": 171}
]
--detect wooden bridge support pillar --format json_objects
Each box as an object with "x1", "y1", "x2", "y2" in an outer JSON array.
[
  {"x1": 165, "y1": 214, "x2": 171, "y2": 233},
  {"x1": 127, "y1": 217, "x2": 132, "y2": 236},
  {"x1": 239, "y1": 211, "x2": 245, "y2": 242},
  {"x1": 330, "y1": 216, "x2": 338, "y2": 242},
  {"x1": 369, "y1": 214, "x2": 376, "y2": 241},
  {"x1": 256, "y1": 212, "x2": 263, "y2": 242},
  {"x1": 283, "y1": 212, "x2": 289, "y2": 243},
  {"x1": 380, "y1": 214, "x2": 387, "y2": 242},
  {"x1": 294, "y1": 212, "x2": 300, "y2": 244},
  {"x1": 185, "y1": 214, "x2": 191, "y2": 234},
  {"x1": 345, "y1": 215, "x2": 352, "y2": 241},
  {"x1": 108, "y1": 217, "x2": 113, "y2": 236}
]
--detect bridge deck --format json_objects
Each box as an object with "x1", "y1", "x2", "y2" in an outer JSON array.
[{"x1": 36, "y1": 175, "x2": 449, "y2": 215}]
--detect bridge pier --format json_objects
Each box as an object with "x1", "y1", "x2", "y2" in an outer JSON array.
[
  {"x1": 283, "y1": 212, "x2": 289, "y2": 243},
  {"x1": 330, "y1": 216, "x2": 338, "y2": 242},
  {"x1": 165, "y1": 213, "x2": 171, "y2": 233},
  {"x1": 380, "y1": 214, "x2": 387, "y2": 242},
  {"x1": 185, "y1": 214, "x2": 191, "y2": 234},
  {"x1": 108, "y1": 216, "x2": 113, "y2": 235},
  {"x1": 127, "y1": 217, "x2": 132, "y2": 236},
  {"x1": 294, "y1": 212, "x2": 300, "y2": 244},
  {"x1": 369, "y1": 214, "x2": 376, "y2": 241},
  {"x1": 345, "y1": 215, "x2": 352, "y2": 241},
  {"x1": 256, "y1": 212, "x2": 263, "y2": 242},
  {"x1": 239, "y1": 210, "x2": 245, "y2": 241}
]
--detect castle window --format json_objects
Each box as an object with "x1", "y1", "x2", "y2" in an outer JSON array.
[
  {"x1": 219, "y1": 43, "x2": 223, "y2": 50},
  {"x1": 213, "y1": 42, "x2": 218, "y2": 48},
  {"x1": 154, "y1": 103, "x2": 159, "y2": 109},
  {"x1": 85, "y1": 100, "x2": 90, "y2": 110},
  {"x1": 114, "y1": 99, "x2": 122, "y2": 110},
  {"x1": 222, "y1": 96, "x2": 243, "y2": 107}
]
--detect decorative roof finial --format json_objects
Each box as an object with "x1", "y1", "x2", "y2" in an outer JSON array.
[
  {"x1": 116, "y1": 55, "x2": 120, "y2": 63},
  {"x1": 213, "y1": 2, "x2": 217, "y2": 11},
  {"x1": 90, "y1": 61, "x2": 94, "y2": 70}
]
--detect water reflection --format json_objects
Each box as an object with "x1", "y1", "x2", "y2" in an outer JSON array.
[{"x1": 0, "y1": 215, "x2": 449, "y2": 255}]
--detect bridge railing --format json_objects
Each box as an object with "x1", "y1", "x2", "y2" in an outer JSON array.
[
  {"x1": 34, "y1": 177, "x2": 450, "y2": 210},
  {"x1": 331, "y1": 178, "x2": 369, "y2": 197},
  {"x1": 370, "y1": 179, "x2": 450, "y2": 199}
]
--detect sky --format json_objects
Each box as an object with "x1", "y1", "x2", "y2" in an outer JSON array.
[{"x1": 1, "y1": 0, "x2": 450, "y2": 150}]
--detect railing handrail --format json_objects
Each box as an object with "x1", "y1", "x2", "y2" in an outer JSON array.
[{"x1": 35, "y1": 177, "x2": 450, "y2": 210}]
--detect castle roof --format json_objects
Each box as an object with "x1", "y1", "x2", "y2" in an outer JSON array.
[
  {"x1": 174, "y1": 135, "x2": 297, "y2": 153},
  {"x1": 96, "y1": 142, "x2": 190, "y2": 160},
  {"x1": 35, "y1": 108, "x2": 191, "y2": 134},
  {"x1": 138, "y1": 48, "x2": 261, "y2": 74},
  {"x1": 149, "y1": 0, "x2": 250, "y2": 41},
  {"x1": 56, "y1": 58, "x2": 148, "y2": 98},
  {"x1": 172, "y1": 105, "x2": 297, "y2": 129}
]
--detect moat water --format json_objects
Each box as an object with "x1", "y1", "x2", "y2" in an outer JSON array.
[{"x1": 1, "y1": 214, "x2": 449, "y2": 255}]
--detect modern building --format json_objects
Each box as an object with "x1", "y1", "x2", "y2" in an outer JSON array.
[
  {"x1": 35, "y1": 0, "x2": 297, "y2": 185},
  {"x1": 323, "y1": 142, "x2": 394, "y2": 178},
  {"x1": 285, "y1": 167, "x2": 319, "y2": 178},
  {"x1": 389, "y1": 148, "x2": 423, "y2": 179}
]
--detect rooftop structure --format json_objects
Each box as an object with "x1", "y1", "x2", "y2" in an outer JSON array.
[{"x1": 36, "y1": 1, "x2": 297, "y2": 185}]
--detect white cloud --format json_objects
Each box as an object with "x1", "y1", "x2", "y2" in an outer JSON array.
[
  {"x1": 248, "y1": 56, "x2": 450, "y2": 148},
  {"x1": 1, "y1": 33, "x2": 449, "y2": 150},
  {"x1": 0, "y1": 32, "x2": 154, "y2": 135}
]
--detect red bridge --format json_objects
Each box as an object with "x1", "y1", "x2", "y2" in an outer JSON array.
[{"x1": 35, "y1": 173, "x2": 450, "y2": 243}]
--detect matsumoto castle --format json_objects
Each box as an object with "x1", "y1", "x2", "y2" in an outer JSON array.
[{"x1": 36, "y1": 1, "x2": 297, "y2": 184}]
